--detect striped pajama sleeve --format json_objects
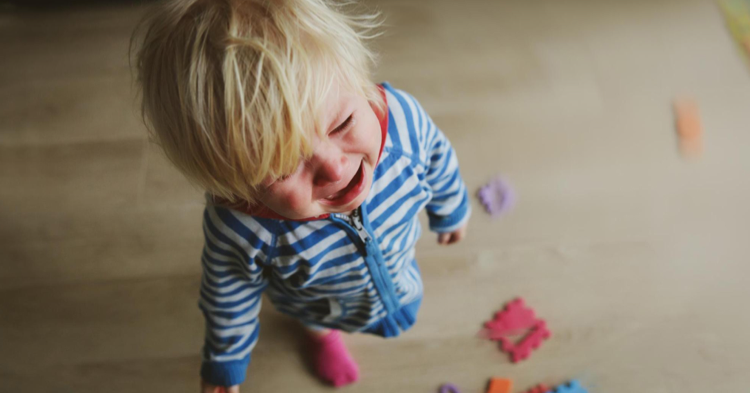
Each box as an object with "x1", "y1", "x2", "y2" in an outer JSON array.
[
  {"x1": 397, "y1": 90, "x2": 470, "y2": 233},
  {"x1": 198, "y1": 205, "x2": 273, "y2": 387}
]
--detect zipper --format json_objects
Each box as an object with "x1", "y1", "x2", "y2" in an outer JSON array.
[
  {"x1": 333, "y1": 208, "x2": 370, "y2": 244},
  {"x1": 332, "y1": 207, "x2": 401, "y2": 315},
  {"x1": 349, "y1": 208, "x2": 371, "y2": 243}
]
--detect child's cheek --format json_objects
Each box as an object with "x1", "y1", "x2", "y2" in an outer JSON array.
[
  {"x1": 362, "y1": 109, "x2": 381, "y2": 158},
  {"x1": 280, "y1": 188, "x2": 312, "y2": 215}
]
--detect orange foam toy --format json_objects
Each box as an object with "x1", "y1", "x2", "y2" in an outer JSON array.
[
  {"x1": 486, "y1": 378, "x2": 513, "y2": 393},
  {"x1": 673, "y1": 98, "x2": 703, "y2": 158}
]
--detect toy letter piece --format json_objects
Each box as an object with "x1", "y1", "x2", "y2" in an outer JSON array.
[
  {"x1": 524, "y1": 384, "x2": 551, "y2": 393},
  {"x1": 439, "y1": 383, "x2": 461, "y2": 393},
  {"x1": 673, "y1": 98, "x2": 703, "y2": 158},
  {"x1": 486, "y1": 378, "x2": 513, "y2": 393},
  {"x1": 483, "y1": 298, "x2": 538, "y2": 338},
  {"x1": 499, "y1": 320, "x2": 551, "y2": 363},
  {"x1": 477, "y1": 176, "x2": 515, "y2": 217},
  {"x1": 718, "y1": 0, "x2": 750, "y2": 64},
  {"x1": 550, "y1": 380, "x2": 588, "y2": 393},
  {"x1": 482, "y1": 298, "x2": 551, "y2": 362}
]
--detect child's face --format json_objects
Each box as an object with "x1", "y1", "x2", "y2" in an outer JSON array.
[{"x1": 258, "y1": 84, "x2": 382, "y2": 219}]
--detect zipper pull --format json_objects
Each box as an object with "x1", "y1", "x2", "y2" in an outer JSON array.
[{"x1": 349, "y1": 207, "x2": 370, "y2": 243}]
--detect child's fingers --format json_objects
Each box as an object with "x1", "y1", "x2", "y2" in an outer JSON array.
[{"x1": 438, "y1": 230, "x2": 465, "y2": 245}]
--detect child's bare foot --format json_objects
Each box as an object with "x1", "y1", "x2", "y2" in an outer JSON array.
[{"x1": 310, "y1": 329, "x2": 359, "y2": 387}]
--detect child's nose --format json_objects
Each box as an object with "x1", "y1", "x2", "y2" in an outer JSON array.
[{"x1": 313, "y1": 153, "x2": 347, "y2": 186}]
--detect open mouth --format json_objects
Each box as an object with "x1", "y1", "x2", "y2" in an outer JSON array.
[{"x1": 322, "y1": 160, "x2": 366, "y2": 207}]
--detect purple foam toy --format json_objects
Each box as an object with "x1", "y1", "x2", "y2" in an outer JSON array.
[
  {"x1": 477, "y1": 176, "x2": 515, "y2": 217},
  {"x1": 439, "y1": 383, "x2": 461, "y2": 393}
]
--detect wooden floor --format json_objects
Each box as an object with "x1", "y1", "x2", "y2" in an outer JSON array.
[{"x1": 2, "y1": 1, "x2": 750, "y2": 392}]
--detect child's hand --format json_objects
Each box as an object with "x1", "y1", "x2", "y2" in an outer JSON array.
[
  {"x1": 437, "y1": 224, "x2": 468, "y2": 245},
  {"x1": 201, "y1": 380, "x2": 239, "y2": 393}
]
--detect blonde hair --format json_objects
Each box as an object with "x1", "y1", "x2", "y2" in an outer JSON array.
[{"x1": 133, "y1": 0, "x2": 383, "y2": 206}]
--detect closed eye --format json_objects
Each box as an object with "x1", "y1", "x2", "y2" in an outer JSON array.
[
  {"x1": 273, "y1": 161, "x2": 305, "y2": 184},
  {"x1": 331, "y1": 114, "x2": 354, "y2": 134}
]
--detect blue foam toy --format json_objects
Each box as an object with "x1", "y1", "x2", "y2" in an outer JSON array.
[{"x1": 551, "y1": 380, "x2": 588, "y2": 393}]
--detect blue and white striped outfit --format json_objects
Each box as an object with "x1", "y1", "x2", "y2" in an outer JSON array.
[{"x1": 199, "y1": 83, "x2": 471, "y2": 386}]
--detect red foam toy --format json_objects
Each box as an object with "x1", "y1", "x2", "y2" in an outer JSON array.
[
  {"x1": 482, "y1": 297, "x2": 551, "y2": 362},
  {"x1": 483, "y1": 298, "x2": 538, "y2": 338},
  {"x1": 524, "y1": 384, "x2": 551, "y2": 393},
  {"x1": 499, "y1": 320, "x2": 551, "y2": 363}
]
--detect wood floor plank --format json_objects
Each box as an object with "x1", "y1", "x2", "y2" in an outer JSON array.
[
  {"x1": 0, "y1": 206, "x2": 203, "y2": 289},
  {"x1": 0, "y1": 140, "x2": 144, "y2": 214},
  {"x1": 0, "y1": 74, "x2": 145, "y2": 146}
]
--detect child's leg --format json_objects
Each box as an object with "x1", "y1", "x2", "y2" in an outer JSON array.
[{"x1": 305, "y1": 326, "x2": 359, "y2": 387}]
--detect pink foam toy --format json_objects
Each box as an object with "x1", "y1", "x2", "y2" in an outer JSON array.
[
  {"x1": 499, "y1": 320, "x2": 551, "y2": 363},
  {"x1": 483, "y1": 298, "x2": 539, "y2": 339}
]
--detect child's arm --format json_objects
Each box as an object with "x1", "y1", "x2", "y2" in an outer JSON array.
[
  {"x1": 423, "y1": 122, "x2": 470, "y2": 244},
  {"x1": 198, "y1": 205, "x2": 273, "y2": 390},
  {"x1": 388, "y1": 88, "x2": 471, "y2": 242}
]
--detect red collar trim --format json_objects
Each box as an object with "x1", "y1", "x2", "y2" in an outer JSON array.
[{"x1": 223, "y1": 85, "x2": 389, "y2": 221}]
